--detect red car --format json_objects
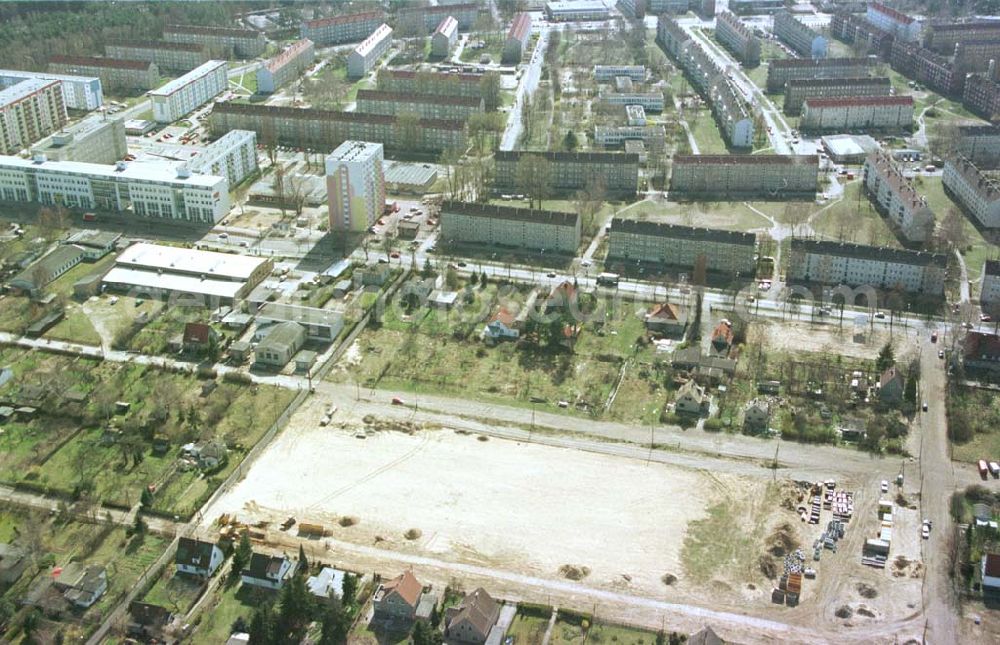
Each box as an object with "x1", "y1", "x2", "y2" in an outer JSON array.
[{"x1": 391, "y1": 397, "x2": 405, "y2": 405}]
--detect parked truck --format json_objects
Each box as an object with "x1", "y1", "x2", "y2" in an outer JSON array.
[
  {"x1": 989, "y1": 461, "x2": 1000, "y2": 479},
  {"x1": 979, "y1": 459, "x2": 990, "y2": 480}
]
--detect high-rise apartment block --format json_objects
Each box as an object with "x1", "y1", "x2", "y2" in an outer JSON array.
[
  {"x1": 31, "y1": 116, "x2": 126, "y2": 165},
  {"x1": 0, "y1": 70, "x2": 102, "y2": 111},
  {"x1": 149, "y1": 60, "x2": 227, "y2": 123},
  {"x1": 325, "y1": 140, "x2": 385, "y2": 233},
  {"x1": 0, "y1": 79, "x2": 67, "y2": 154},
  {"x1": 963, "y1": 73, "x2": 1000, "y2": 121}
]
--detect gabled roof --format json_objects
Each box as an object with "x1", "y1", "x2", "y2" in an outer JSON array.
[
  {"x1": 244, "y1": 552, "x2": 290, "y2": 579},
  {"x1": 176, "y1": 537, "x2": 217, "y2": 568},
  {"x1": 879, "y1": 367, "x2": 903, "y2": 388},
  {"x1": 965, "y1": 331, "x2": 1000, "y2": 360},
  {"x1": 380, "y1": 571, "x2": 422, "y2": 608},
  {"x1": 711, "y1": 321, "x2": 734, "y2": 348},
  {"x1": 448, "y1": 587, "x2": 500, "y2": 638},
  {"x1": 183, "y1": 322, "x2": 213, "y2": 344},
  {"x1": 488, "y1": 307, "x2": 516, "y2": 327},
  {"x1": 689, "y1": 625, "x2": 724, "y2": 645},
  {"x1": 647, "y1": 302, "x2": 682, "y2": 322},
  {"x1": 129, "y1": 601, "x2": 172, "y2": 627}
]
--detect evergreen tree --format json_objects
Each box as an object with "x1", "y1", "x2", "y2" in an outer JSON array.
[
  {"x1": 341, "y1": 572, "x2": 359, "y2": 607},
  {"x1": 876, "y1": 341, "x2": 895, "y2": 373},
  {"x1": 318, "y1": 598, "x2": 350, "y2": 645},
  {"x1": 904, "y1": 374, "x2": 918, "y2": 404},
  {"x1": 297, "y1": 544, "x2": 308, "y2": 576},
  {"x1": 248, "y1": 604, "x2": 275, "y2": 645},
  {"x1": 140, "y1": 487, "x2": 154, "y2": 508},
  {"x1": 275, "y1": 572, "x2": 314, "y2": 642},
  {"x1": 231, "y1": 532, "x2": 252, "y2": 582},
  {"x1": 480, "y1": 271, "x2": 489, "y2": 286},
  {"x1": 412, "y1": 620, "x2": 443, "y2": 645},
  {"x1": 469, "y1": 271, "x2": 478, "y2": 286},
  {"x1": 563, "y1": 130, "x2": 578, "y2": 151}
]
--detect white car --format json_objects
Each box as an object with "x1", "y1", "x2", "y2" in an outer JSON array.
[{"x1": 880, "y1": 480, "x2": 889, "y2": 493}]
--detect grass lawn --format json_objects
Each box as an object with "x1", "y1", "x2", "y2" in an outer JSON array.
[
  {"x1": 550, "y1": 620, "x2": 660, "y2": 644},
  {"x1": 507, "y1": 613, "x2": 550, "y2": 642},
  {"x1": 350, "y1": 620, "x2": 411, "y2": 645},
  {"x1": 688, "y1": 106, "x2": 728, "y2": 154},
  {"x1": 142, "y1": 567, "x2": 207, "y2": 616},
  {"x1": 460, "y1": 37, "x2": 504, "y2": 64},
  {"x1": 914, "y1": 175, "x2": 998, "y2": 280},
  {"x1": 948, "y1": 384, "x2": 1000, "y2": 463},
  {"x1": 46, "y1": 306, "x2": 101, "y2": 346},
  {"x1": 811, "y1": 181, "x2": 902, "y2": 248},
  {"x1": 191, "y1": 581, "x2": 278, "y2": 644},
  {"x1": 615, "y1": 199, "x2": 772, "y2": 233}
]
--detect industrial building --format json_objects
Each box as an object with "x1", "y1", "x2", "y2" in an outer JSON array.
[
  {"x1": 355, "y1": 89, "x2": 484, "y2": 121},
  {"x1": 957, "y1": 124, "x2": 1000, "y2": 169},
  {"x1": 862, "y1": 150, "x2": 935, "y2": 242},
  {"x1": 773, "y1": 10, "x2": 828, "y2": 59},
  {"x1": 889, "y1": 41, "x2": 959, "y2": 96},
  {"x1": 924, "y1": 20, "x2": 1000, "y2": 54},
  {"x1": 105, "y1": 40, "x2": 209, "y2": 72},
  {"x1": 398, "y1": 3, "x2": 478, "y2": 32},
  {"x1": 377, "y1": 68, "x2": 484, "y2": 100},
  {"x1": 149, "y1": 60, "x2": 228, "y2": 123},
  {"x1": 209, "y1": 102, "x2": 466, "y2": 154},
  {"x1": 783, "y1": 77, "x2": 891, "y2": 115},
  {"x1": 766, "y1": 57, "x2": 875, "y2": 93},
  {"x1": 943, "y1": 155, "x2": 1000, "y2": 229},
  {"x1": 607, "y1": 219, "x2": 757, "y2": 275},
  {"x1": 0, "y1": 79, "x2": 67, "y2": 154},
  {"x1": 257, "y1": 39, "x2": 315, "y2": 94},
  {"x1": 544, "y1": 1, "x2": 611, "y2": 21},
  {"x1": 787, "y1": 239, "x2": 946, "y2": 295},
  {"x1": 866, "y1": 2, "x2": 922, "y2": 43},
  {"x1": 325, "y1": 140, "x2": 384, "y2": 233},
  {"x1": 820, "y1": 134, "x2": 879, "y2": 164},
  {"x1": 963, "y1": 73, "x2": 1000, "y2": 122},
  {"x1": 0, "y1": 69, "x2": 102, "y2": 111},
  {"x1": 347, "y1": 24, "x2": 393, "y2": 79},
  {"x1": 48, "y1": 56, "x2": 158, "y2": 92},
  {"x1": 715, "y1": 11, "x2": 761, "y2": 67},
  {"x1": 31, "y1": 116, "x2": 126, "y2": 165},
  {"x1": 493, "y1": 150, "x2": 639, "y2": 197},
  {"x1": 503, "y1": 13, "x2": 533, "y2": 64},
  {"x1": 163, "y1": 25, "x2": 266, "y2": 59},
  {"x1": 440, "y1": 202, "x2": 581, "y2": 254},
  {"x1": 829, "y1": 13, "x2": 895, "y2": 60},
  {"x1": 800, "y1": 95, "x2": 914, "y2": 133},
  {"x1": 594, "y1": 66, "x2": 646, "y2": 83},
  {"x1": 300, "y1": 11, "x2": 385, "y2": 46},
  {"x1": 257, "y1": 303, "x2": 344, "y2": 342},
  {"x1": 103, "y1": 242, "x2": 272, "y2": 304},
  {"x1": 0, "y1": 155, "x2": 230, "y2": 224},
  {"x1": 669, "y1": 155, "x2": 818, "y2": 199},
  {"x1": 432, "y1": 16, "x2": 459, "y2": 59}
]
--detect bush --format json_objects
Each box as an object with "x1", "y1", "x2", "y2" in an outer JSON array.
[
  {"x1": 703, "y1": 418, "x2": 723, "y2": 432},
  {"x1": 518, "y1": 602, "x2": 553, "y2": 619},
  {"x1": 557, "y1": 609, "x2": 592, "y2": 626}
]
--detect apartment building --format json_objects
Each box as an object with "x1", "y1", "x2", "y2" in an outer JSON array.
[
  {"x1": 954, "y1": 40, "x2": 1000, "y2": 77},
  {"x1": 669, "y1": 155, "x2": 818, "y2": 199},
  {"x1": 715, "y1": 11, "x2": 761, "y2": 67},
  {"x1": 189, "y1": 129, "x2": 258, "y2": 187},
  {"x1": 943, "y1": 155, "x2": 1000, "y2": 229},
  {"x1": 783, "y1": 76, "x2": 891, "y2": 114},
  {"x1": 325, "y1": 140, "x2": 384, "y2": 233},
  {"x1": 924, "y1": 20, "x2": 1000, "y2": 54},
  {"x1": 31, "y1": 116, "x2": 126, "y2": 165},
  {"x1": 766, "y1": 57, "x2": 875, "y2": 93},
  {"x1": 504, "y1": 13, "x2": 533, "y2": 64},
  {"x1": 355, "y1": 89, "x2": 484, "y2": 121},
  {"x1": 963, "y1": 73, "x2": 1000, "y2": 122},
  {"x1": 398, "y1": 3, "x2": 478, "y2": 32},
  {"x1": 440, "y1": 201, "x2": 581, "y2": 254},
  {"x1": 710, "y1": 77, "x2": 755, "y2": 149},
  {"x1": 377, "y1": 68, "x2": 484, "y2": 100},
  {"x1": 889, "y1": 41, "x2": 959, "y2": 95},
  {"x1": 981, "y1": 260, "x2": 1000, "y2": 307},
  {"x1": 149, "y1": 60, "x2": 227, "y2": 123},
  {"x1": 0, "y1": 155, "x2": 229, "y2": 224},
  {"x1": 730, "y1": 0, "x2": 786, "y2": 14},
  {"x1": 432, "y1": 16, "x2": 459, "y2": 59},
  {"x1": 862, "y1": 150, "x2": 935, "y2": 242},
  {"x1": 105, "y1": 40, "x2": 209, "y2": 72},
  {"x1": 0, "y1": 79, "x2": 67, "y2": 154},
  {"x1": 957, "y1": 124, "x2": 1000, "y2": 169},
  {"x1": 48, "y1": 56, "x2": 158, "y2": 92},
  {"x1": 163, "y1": 25, "x2": 265, "y2": 59},
  {"x1": 348, "y1": 24, "x2": 393, "y2": 79},
  {"x1": 594, "y1": 65, "x2": 646, "y2": 83},
  {"x1": 599, "y1": 91, "x2": 665, "y2": 112},
  {"x1": 257, "y1": 39, "x2": 315, "y2": 94},
  {"x1": 0, "y1": 70, "x2": 101, "y2": 112},
  {"x1": 210, "y1": 102, "x2": 467, "y2": 154},
  {"x1": 607, "y1": 219, "x2": 757, "y2": 275},
  {"x1": 300, "y1": 11, "x2": 385, "y2": 46},
  {"x1": 787, "y1": 239, "x2": 946, "y2": 295},
  {"x1": 619, "y1": 0, "x2": 691, "y2": 17},
  {"x1": 593, "y1": 125, "x2": 666, "y2": 151},
  {"x1": 493, "y1": 150, "x2": 639, "y2": 197},
  {"x1": 800, "y1": 95, "x2": 914, "y2": 133},
  {"x1": 866, "y1": 2, "x2": 922, "y2": 43},
  {"x1": 773, "y1": 10, "x2": 828, "y2": 59},
  {"x1": 829, "y1": 13, "x2": 895, "y2": 59},
  {"x1": 544, "y1": 1, "x2": 611, "y2": 21}
]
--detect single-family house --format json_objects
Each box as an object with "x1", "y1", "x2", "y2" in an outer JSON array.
[
  {"x1": 229, "y1": 340, "x2": 252, "y2": 362},
  {"x1": 644, "y1": 302, "x2": 687, "y2": 337},
  {"x1": 445, "y1": 587, "x2": 501, "y2": 644},
  {"x1": 254, "y1": 321, "x2": 307, "y2": 368},
  {"x1": 689, "y1": 625, "x2": 725, "y2": 645},
  {"x1": 54, "y1": 563, "x2": 107, "y2": 608},
  {"x1": 182, "y1": 322, "x2": 218, "y2": 354},
  {"x1": 175, "y1": 537, "x2": 224, "y2": 578},
  {"x1": 373, "y1": 570, "x2": 423, "y2": 623},
  {"x1": 242, "y1": 552, "x2": 295, "y2": 590},
  {"x1": 181, "y1": 440, "x2": 227, "y2": 469},
  {"x1": 65, "y1": 230, "x2": 120, "y2": 261},
  {"x1": 878, "y1": 367, "x2": 904, "y2": 404},
  {"x1": 675, "y1": 380, "x2": 709, "y2": 416},
  {"x1": 353, "y1": 264, "x2": 391, "y2": 288},
  {"x1": 964, "y1": 331, "x2": 1000, "y2": 372},
  {"x1": 544, "y1": 281, "x2": 578, "y2": 313},
  {"x1": 400, "y1": 278, "x2": 435, "y2": 305},
  {"x1": 127, "y1": 601, "x2": 174, "y2": 640},
  {"x1": 483, "y1": 308, "x2": 520, "y2": 342},
  {"x1": 0, "y1": 543, "x2": 29, "y2": 587},
  {"x1": 307, "y1": 567, "x2": 347, "y2": 603},
  {"x1": 430, "y1": 289, "x2": 459, "y2": 309},
  {"x1": 743, "y1": 399, "x2": 771, "y2": 432},
  {"x1": 983, "y1": 553, "x2": 1000, "y2": 595},
  {"x1": 710, "y1": 320, "x2": 734, "y2": 357}
]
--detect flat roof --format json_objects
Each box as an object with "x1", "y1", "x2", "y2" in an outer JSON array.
[
  {"x1": 442, "y1": 201, "x2": 579, "y2": 226},
  {"x1": 356, "y1": 88, "x2": 482, "y2": 107},
  {"x1": 495, "y1": 150, "x2": 639, "y2": 164},
  {"x1": 327, "y1": 140, "x2": 382, "y2": 163},
  {"x1": 770, "y1": 57, "x2": 872, "y2": 69},
  {"x1": 107, "y1": 40, "x2": 206, "y2": 53},
  {"x1": 103, "y1": 267, "x2": 244, "y2": 298},
  {"x1": 384, "y1": 161, "x2": 437, "y2": 186},
  {"x1": 0, "y1": 155, "x2": 224, "y2": 188},
  {"x1": 116, "y1": 242, "x2": 269, "y2": 281},
  {"x1": 257, "y1": 302, "x2": 343, "y2": 327},
  {"x1": 821, "y1": 134, "x2": 879, "y2": 156},
  {"x1": 805, "y1": 95, "x2": 913, "y2": 108},
  {"x1": 149, "y1": 60, "x2": 226, "y2": 97},
  {"x1": 0, "y1": 69, "x2": 100, "y2": 85},
  {"x1": 0, "y1": 78, "x2": 59, "y2": 104}
]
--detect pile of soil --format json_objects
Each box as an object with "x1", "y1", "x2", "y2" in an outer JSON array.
[
  {"x1": 559, "y1": 565, "x2": 591, "y2": 580},
  {"x1": 338, "y1": 516, "x2": 359, "y2": 527},
  {"x1": 767, "y1": 523, "x2": 799, "y2": 557},
  {"x1": 662, "y1": 573, "x2": 678, "y2": 586},
  {"x1": 404, "y1": 528, "x2": 422, "y2": 540},
  {"x1": 835, "y1": 606, "x2": 853, "y2": 619},
  {"x1": 856, "y1": 583, "x2": 878, "y2": 599}
]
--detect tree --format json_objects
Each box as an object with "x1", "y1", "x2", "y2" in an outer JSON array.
[
  {"x1": 480, "y1": 71, "x2": 502, "y2": 111},
  {"x1": 395, "y1": 112, "x2": 422, "y2": 152},
  {"x1": 514, "y1": 154, "x2": 552, "y2": 210},
  {"x1": 140, "y1": 487, "x2": 153, "y2": 509},
  {"x1": 412, "y1": 620, "x2": 443, "y2": 645},
  {"x1": 297, "y1": 544, "x2": 308, "y2": 576},
  {"x1": 38, "y1": 205, "x2": 71, "y2": 240},
  {"x1": 275, "y1": 572, "x2": 314, "y2": 642},
  {"x1": 231, "y1": 532, "x2": 252, "y2": 582},
  {"x1": 876, "y1": 341, "x2": 895, "y2": 373},
  {"x1": 935, "y1": 207, "x2": 968, "y2": 252},
  {"x1": 563, "y1": 129, "x2": 578, "y2": 151},
  {"x1": 318, "y1": 598, "x2": 350, "y2": 645},
  {"x1": 341, "y1": 572, "x2": 359, "y2": 606},
  {"x1": 248, "y1": 604, "x2": 276, "y2": 645}
]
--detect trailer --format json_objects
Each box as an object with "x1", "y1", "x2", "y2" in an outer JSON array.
[
  {"x1": 979, "y1": 460, "x2": 990, "y2": 480},
  {"x1": 989, "y1": 461, "x2": 1000, "y2": 479}
]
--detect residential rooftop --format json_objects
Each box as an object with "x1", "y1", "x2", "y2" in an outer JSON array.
[
  {"x1": 673, "y1": 154, "x2": 819, "y2": 166},
  {"x1": 212, "y1": 101, "x2": 466, "y2": 130},
  {"x1": 48, "y1": 55, "x2": 152, "y2": 71},
  {"x1": 790, "y1": 238, "x2": 948, "y2": 266},
  {"x1": 610, "y1": 218, "x2": 756, "y2": 245},
  {"x1": 106, "y1": 39, "x2": 207, "y2": 52},
  {"x1": 786, "y1": 76, "x2": 891, "y2": 89},
  {"x1": 494, "y1": 150, "x2": 639, "y2": 164},
  {"x1": 302, "y1": 11, "x2": 384, "y2": 29},
  {"x1": 805, "y1": 95, "x2": 914, "y2": 108},
  {"x1": 149, "y1": 60, "x2": 226, "y2": 97},
  {"x1": 0, "y1": 78, "x2": 59, "y2": 104},
  {"x1": 264, "y1": 39, "x2": 313, "y2": 73},
  {"x1": 507, "y1": 12, "x2": 532, "y2": 42},
  {"x1": 442, "y1": 201, "x2": 580, "y2": 226},
  {"x1": 436, "y1": 15, "x2": 459, "y2": 38},
  {"x1": 164, "y1": 24, "x2": 262, "y2": 37},
  {"x1": 355, "y1": 24, "x2": 392, "y2": 58},
  {"x1": 0, "y1": 154, "x2": 224, "y2": 188},
  {"x1": 770, "y1": 57, "x2": 872, "y2": 70},
  {"x1": 356, "y1": 88, "x2": 482, "y2": 107}
]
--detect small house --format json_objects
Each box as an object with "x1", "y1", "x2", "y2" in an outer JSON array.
[
  {"x1": 445, "y1": 587, "x2": 501, "y2": 644},
  {"x1": 332, "y1": 279, "x2": 353, "y2": 299},
  {"x1": 675, "y1": 380, "x2": 709, "y2": 416},
  {"x1": 430, "y1": 290, "x2": 459, "y2": 310},
  {"x1": 544, "y1": 281, "x2": 578, "y2": 313},
  {"x1": 254, "y1": 321, "x2": 307, "y2": 368},
  {"x1": 644, "y1": 302, "x2": 687, "y2": 337},
  {"x1": 400, "y1": 278, "x2": 434, "y2": 304},
  {"x1": 54, "y1": 563, "x2": 107, "y2": 608},
  {"x1": 229, "y1": 340, "x2": 252, "y2": 362},
  {"x1": 743, "y1": 399, "x2": 771, "y2": 432},
  {"x1": 175, "y1": 537, "x2": 224, "y2": 578},
  {"x1": 964, "y1": 331, "x2": 1000, "y2": 372},
  {"x1": 0, "y1": 543, "x2": 29, "y2": 587},
  {"x1": 127, "y1": 601, "x2": 174, "y2": 640},
  {"x1": 878, "y1": 367, "x2": 904, "y2": 404},
  {"x1": 710, "y1": 320, "x2": 734, "y2": 357},
  {"x1": 307, "y1": 567, "x2": 347, "y2": 603},
  {"x1": 242, "y1": 552, "x2": 295, "y2": 590},
  {"x1": 294, "y1": 350, "x2": 317, "y2": 373},
  {"x1": 689, "y1": 625, "x2": 724, "y2": 645},
  {"x1": 982, "y1": 553, "x2": 1000, "y2": 595},
  {"x1": 353, "y1": 264, "x2": 390, "y2": 288},
  {"x1": 373, "y1": 570, "x2": 423, "y2": 623},
  {"x1": 182, "y1": 322, "x2": 218, "y2": 354},
  {"x1": 483, "y1": 308, "x2": 519, "y2": 342}
]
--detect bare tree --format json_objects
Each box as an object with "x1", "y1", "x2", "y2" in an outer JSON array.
[{"x1": 515, "y1": 154, "x2": 552, "y2": 210}]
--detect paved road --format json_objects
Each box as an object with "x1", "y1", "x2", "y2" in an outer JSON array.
[{"x1": 500, "y1": 24, "x2": 550, "y2": 150}]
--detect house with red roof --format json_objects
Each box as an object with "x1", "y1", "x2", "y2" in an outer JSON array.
[
  {"x1": 373, "y1": 570, "x2": 424, "y2": 623},
  {"x1": 964, "y1": 330, "x2": 1000, "y2": 372}
]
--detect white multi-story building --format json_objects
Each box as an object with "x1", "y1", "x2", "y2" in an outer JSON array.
[
  {"x1": 432, "y1": 16, "x2": 459, "y2": 59},
  {"x1": 599, "y1": 91, "x2": 665, "y2": 112},
  {"x1": 594, "y1": 65, "x2": 646, "y2": 82},
  {"x1": 503, "y1": 12, "x2": 532, "y2": 64},
  {"x1": 257, "y1": 39, "x2": 315, "y2": 94},
  {"x1": 866, "y1": 1, "x2": 922, "y2": 42},
  {"x1": 943, "y1": 155, "x2": 1000, "y2": 229},
  {"x1": 347, "y1": 24, "x2": 393, "y2": 79},
  {"x1": 626, "y1": 104, "x2": 646, "y2": 126},
  {"x1": 669, "y1": 155, "x2": 818, "y2": 199},
  {"x1": 863, "y1": 150, "x2": 935, "y2": 242},
  {"x1": 325, "y1": 140, "x2": 384, "y2": 232},
  {"x1": 593, "y1": 125, "x2": 666, "y2": 150},
  {"x1": 0, "y1": 78, "x2": 67, "y2": 154},
  {"x1": 773, "y1": 10, "x2": 828, "y2": 59},
  {"x1": 441, "y1": 201, "x2": 580, "y2": 254},
  {"x1": 981, "y1": 261, "x2": 1000, "y2": 308},
  {"x1": 189, "y1": 129, "x2": 258, "y2": 187},
  {"x1": 31, "y1": 116, "x2": 126, "y2": 165},
  {"x1": 788, "y1": 239, "x2": 946, "y2": 294},
  {"x1": 544, "y1": 1, "x2": 611, "y2": 21},
  {"x1": 957, "y1": 124, "x2": 1000, "y2": 169},
  {"x1": 149, "y1": 60, "x2": 227, "y2": 123},
  {"x1": 0, "y1": 155, "x2": 230, "y2": 224},
  {"x1": 300, "y1": 11, "x2": 385, "y2": 46},
  {"x1": 800, "y1": 96, "x2": 914, "y2": 133},
  {"x1": 0, "y1": 70, "x2": 102, "y2": 111}
]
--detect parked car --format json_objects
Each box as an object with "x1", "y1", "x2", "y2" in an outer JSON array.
[
  {"x1": 922, "y1": 401, "x2": 928, "y2": 412},
  {"x1": 391, "y1": 397, "x2": 405, "y2": 405},
  {"x1": 880, "y1": 480, "x2": 889, "y2": 493}
]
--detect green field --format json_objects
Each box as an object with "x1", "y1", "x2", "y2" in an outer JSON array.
[{"x1": 948, "y1": 385, "x2": 1000, "y2": 463}]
